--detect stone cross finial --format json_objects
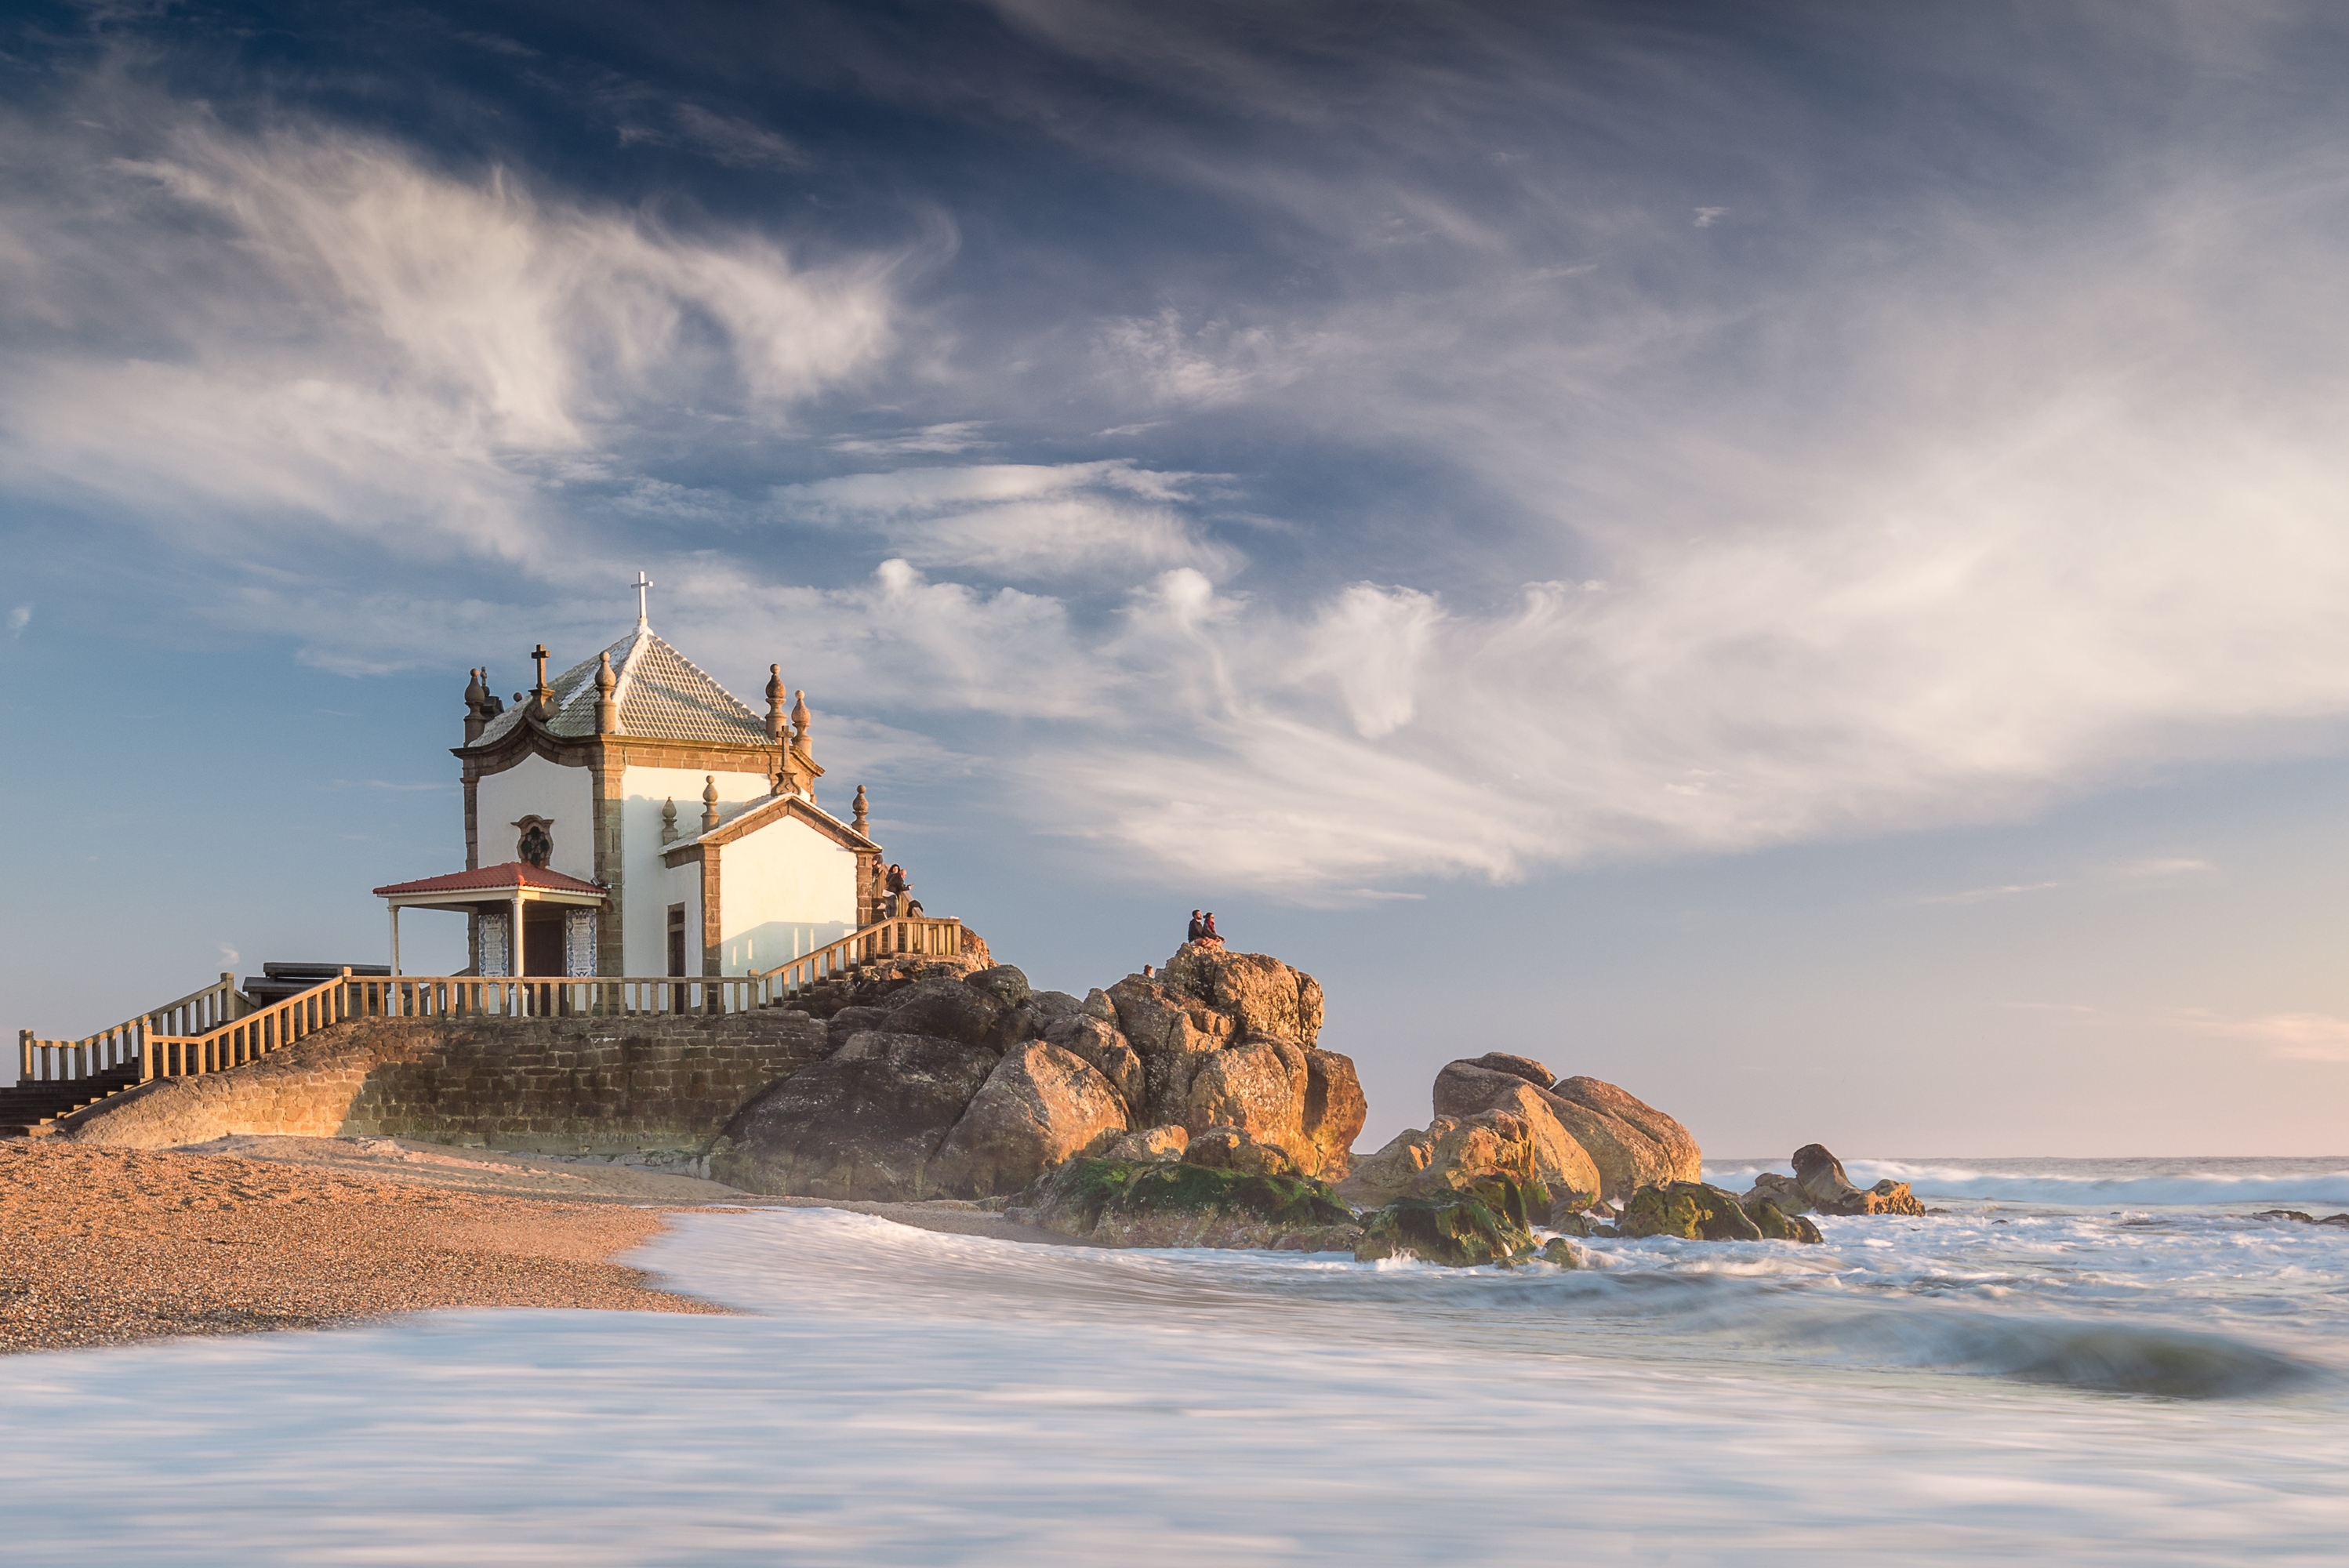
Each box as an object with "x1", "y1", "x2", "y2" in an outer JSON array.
[
  {"x1": 634, "y1": 572, "x2": 653, "y2": 626},
  {"x1": 594, "y1": 650, "x2": 618, "y2": 734},
  {"x1": 528, "y1": 643, "x2": 553, "y2": 719},
  {"x1": 701, "y1": 775, "x2": 721, "y2": 832},
  {"x1": 659, "y1": 797, "x2": 679, "y2": 844},
  {"x1": 852, "y1": 785, "x2": 870, "y2": 837},
  {"x1": 765, "y1": 664, "x2": 787, "y2": 741}
]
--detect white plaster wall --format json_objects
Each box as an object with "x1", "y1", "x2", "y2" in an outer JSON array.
[
  {"x1": 619, "y1": 764, "x2": 770, "y2": 975},
  {"x1": 716, "y1": 815, "x2": 859, "y2": 975},
  {"x1": 474, "y1": 754, "x2": 596, "y2": 881}
]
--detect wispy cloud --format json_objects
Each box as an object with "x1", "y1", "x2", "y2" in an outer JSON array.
[
  {"x1": 1917, "y1": 881, "x2": 2062, "y2": 906},
  {"x1": 619, "y1": 102, "x2": 811, "y2": 172},
  {"x1": 5, "y1": 604, "x2": 27, "y2": 638},
  {"x1": 2180, "y1": 1010, "x2": 2349, "y2": 1062},
  {"x1": 0, "y1": 93, "x2": 904, "y2": 565},
  {"x1": 826, "y1": 423, "x2": 993, "y2": 457},
  {"x1": 773, "y1": 460, "x2": 1239, "y2": 580},
  {"x1": 2112, "y1": 857, "x2": 2216, "y2": 880}
]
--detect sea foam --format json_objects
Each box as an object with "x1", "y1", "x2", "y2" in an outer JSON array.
[{"x1": 5, "y1": 1178, "x2": 2349, "y2": 1563}]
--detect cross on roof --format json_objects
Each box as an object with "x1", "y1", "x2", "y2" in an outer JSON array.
[{"x1": 635, "y1": 571, "x2": 653, "y2": 626}]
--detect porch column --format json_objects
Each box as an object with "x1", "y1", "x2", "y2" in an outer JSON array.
[
  {"x1": 389, "y1": 906, "x2": 402, "y2": 976},
  {"x1": 511, "y1": 889, "x2": 526, "y2": 978}
]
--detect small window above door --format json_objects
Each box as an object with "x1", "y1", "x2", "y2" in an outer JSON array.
[{"x1": 514, "y1": 815, "x2": 554, "y2": 868}]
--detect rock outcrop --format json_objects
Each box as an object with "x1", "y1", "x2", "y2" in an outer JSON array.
[
  {"x1": 1429, "y1": 1059, "x2": 1602, "y2": 1210},
  {"x1": 1102, "y1": 1124, "x2": 1189, "y2": 1162},
  {"x1": 713, "y1": 1031, "x2": 999, "y2": 1200},
  {"x1": 1337, "y1": 1109, "x2": 1546, "y2": 1210},
  {"x1": 715, "y1": 944, "x2": 1366, "y2": 1203},
  {"x1": 1354, "y1": 1176, "x2": 1539, "y2": 1265},
  {"x1": 1789, "y1": 1143, "x2": 1925, "y2": 1217},
  {"x1": 1367, "y1": 1054, "x2": 1697, "y2": 1207},
  {"x1": 1008, "y1": 1155, "x2": 1360, "y2": 1251},
  {"x1": 1551, "y1": 1076, "x2": 1702, "y2": 1184},
  {"x1": 1621, "y1": 1181, "x2": 1766, "y2": 1242},
  {"x1": 1100, "y1": 943, "x2": 1363, "y2": 1179},
  {"x1": 1724, "y1": 1145, "x2": 1922, "y2": 1221},
  {"x1": 927, "y1": 1042, "x2": 1127, "y2": 1198}
]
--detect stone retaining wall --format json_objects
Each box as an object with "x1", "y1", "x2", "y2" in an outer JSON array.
[{"x1": 56, "y1": 1011, "x2": 830, "y2": 1156}]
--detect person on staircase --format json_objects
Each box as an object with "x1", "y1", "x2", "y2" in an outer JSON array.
[{"x1": 885, "y1": 862, "x2": 909, "y2": 917}]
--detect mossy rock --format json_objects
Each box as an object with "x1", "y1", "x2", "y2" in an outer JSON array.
[
  {"x1": 1538, "y1": 1236, "x2": 1586, "y2": 1269},
  {"x1": 1621, "y1": 1181, "x2": 1764, "y2": 1242},
  {"x1": 1750, "y1": 1200, "x2": 1824, "y2": 1244},
  {"x1": 1354, "y1": 1176, "x2": 1538, "y2": 1266},
  {"x1": 1015, "y1": 1156, "x2": 1352, "y2": 1239}
]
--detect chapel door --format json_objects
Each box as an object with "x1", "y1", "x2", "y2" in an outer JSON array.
[
  {"x1": 525, "y1": 915, "x2": 562, "y2": 980},
  {"x1": 667, "y1": 905, "x2": 688, "y2": 1013}
]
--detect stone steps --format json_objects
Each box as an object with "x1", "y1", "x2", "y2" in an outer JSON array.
[{"x1": 0, "y1": 1063, "x2": 144, "y2": 1138}]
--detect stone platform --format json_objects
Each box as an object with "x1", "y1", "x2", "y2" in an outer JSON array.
[{"x1": 52, "y1": 1011, "x2": 829, "y2": 1159}]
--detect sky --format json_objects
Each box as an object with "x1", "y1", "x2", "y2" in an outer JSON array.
[{"x1": 3, "y1": 0, "x2": 2347, "y2": 1155}]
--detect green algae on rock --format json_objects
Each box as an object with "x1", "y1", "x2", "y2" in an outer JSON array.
[
  {"x1": 1621, "y1": 1181, "x2": 1767, "y2": 1242},
  {"x1": 1352, "y1": 1175, "x2": 1540, "y2": 1265},
  {"x1": 1009, "y1": 1156, "x2": 1360, "y2": 1250}
]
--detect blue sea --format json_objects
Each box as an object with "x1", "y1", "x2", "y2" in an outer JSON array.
[{"x1": 5, "y1": 1156, "x2": 2349, "y2": 1563}]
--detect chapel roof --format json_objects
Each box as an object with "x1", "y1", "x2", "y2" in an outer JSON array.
[
  {"x1": 473, "y1": 623, "x2": 772, "y2": 750},
  {"x1": 372, "y1": 862, "x2": 606, "y2": 897}
]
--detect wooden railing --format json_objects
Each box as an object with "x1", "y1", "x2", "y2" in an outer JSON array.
[
  {"x1": 17, "y1": 973, "x2": 249, "y2": 1087},
  {"x1": 752, "y1": 915, "x2": 965, "y2": 1000},
  {"x1": 20, "y1": 916, "x2": 969, "y2": 1091}
]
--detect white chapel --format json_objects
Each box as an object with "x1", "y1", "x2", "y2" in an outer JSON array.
[{"x1": 372, "y1": 586, "x2": 888, "y2": 982}]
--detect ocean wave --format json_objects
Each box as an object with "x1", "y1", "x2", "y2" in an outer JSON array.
[
  {"x1": 659, "y1": 1210, "x2": 2334, "y2": 1401},
  {"x1": 1705, "y1": 1160, "x2": 2349, "y2": 1209},
  {"x1": 1745, "y1": 1298, "x2": 2322, "y2": 1398}
]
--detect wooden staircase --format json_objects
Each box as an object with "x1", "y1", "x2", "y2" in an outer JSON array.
[{"x1": 9, "y1": 973, "x2": 251, "y2": 1138}]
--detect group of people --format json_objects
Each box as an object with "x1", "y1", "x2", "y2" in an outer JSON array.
[
  {"x1": 882, "y1": 862, "x2": 921, "y2": 919},
  {"x1": 1186, "y1": 909, "x2": 1222, "y2": 946}
]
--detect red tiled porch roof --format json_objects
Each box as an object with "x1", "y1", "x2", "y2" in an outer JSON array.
[{"x1": 372, "y1": 862, "x2": 605, "y2": 898}]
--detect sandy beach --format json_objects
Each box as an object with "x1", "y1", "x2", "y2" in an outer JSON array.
[
  {"x1": 0, "y1": 1135, "x2": 1086, "y2": 1356},
  {"x1": 0, "y1": 1138, "x2": 747, "y2": 1354}
]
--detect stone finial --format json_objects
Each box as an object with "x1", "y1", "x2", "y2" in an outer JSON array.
[
  {"x1": 852, "y1": 784, "x2": 870, "y2": 837},
  {"x1": 701, "y1": 775, "x2": 721, "y2": 832},
  {"x1": 766, "y1": 664, "x2": 788, "y2": 741},
  {"x1": 463, "y1": 667, "x2": 488, "y2": 744},
  {"x1": 791, "y1": 688, "x2": 811, "y2": 742},
  {"x1": 660, "y1": 797, "x2": 680, "y2": 844},
  {"x1": 594, "y1": 651, "x2": 618, "y2": 734}
]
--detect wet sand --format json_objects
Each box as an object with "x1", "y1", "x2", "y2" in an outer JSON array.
[{"x1": 1, "y1": 1135, "x2": 1081, "y2": 1355}]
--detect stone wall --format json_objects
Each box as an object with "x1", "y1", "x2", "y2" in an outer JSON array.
[{"x1": 56, "y1": 1011, "x2": 829, "y2": 1156}]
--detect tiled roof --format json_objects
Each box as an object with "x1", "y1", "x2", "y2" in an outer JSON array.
[
  {"x1": 474, "y1": 623, "x2": 772, "y2": 749},
  {"x1": 373, "y1": 862, "x2": 607, "y2": 897}
]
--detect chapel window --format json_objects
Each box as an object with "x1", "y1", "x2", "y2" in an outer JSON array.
[{"x1": 517, "y1": 821, "x2": 553, "y2": 868}]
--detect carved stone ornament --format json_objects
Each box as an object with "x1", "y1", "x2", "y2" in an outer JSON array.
[{"x1": 513, "y1": 815, "x2": 554, "y2": 868}]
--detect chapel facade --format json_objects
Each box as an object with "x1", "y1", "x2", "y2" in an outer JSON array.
[{"x1": 372, "y1": 596, "x2": 886, "y2": 981}]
